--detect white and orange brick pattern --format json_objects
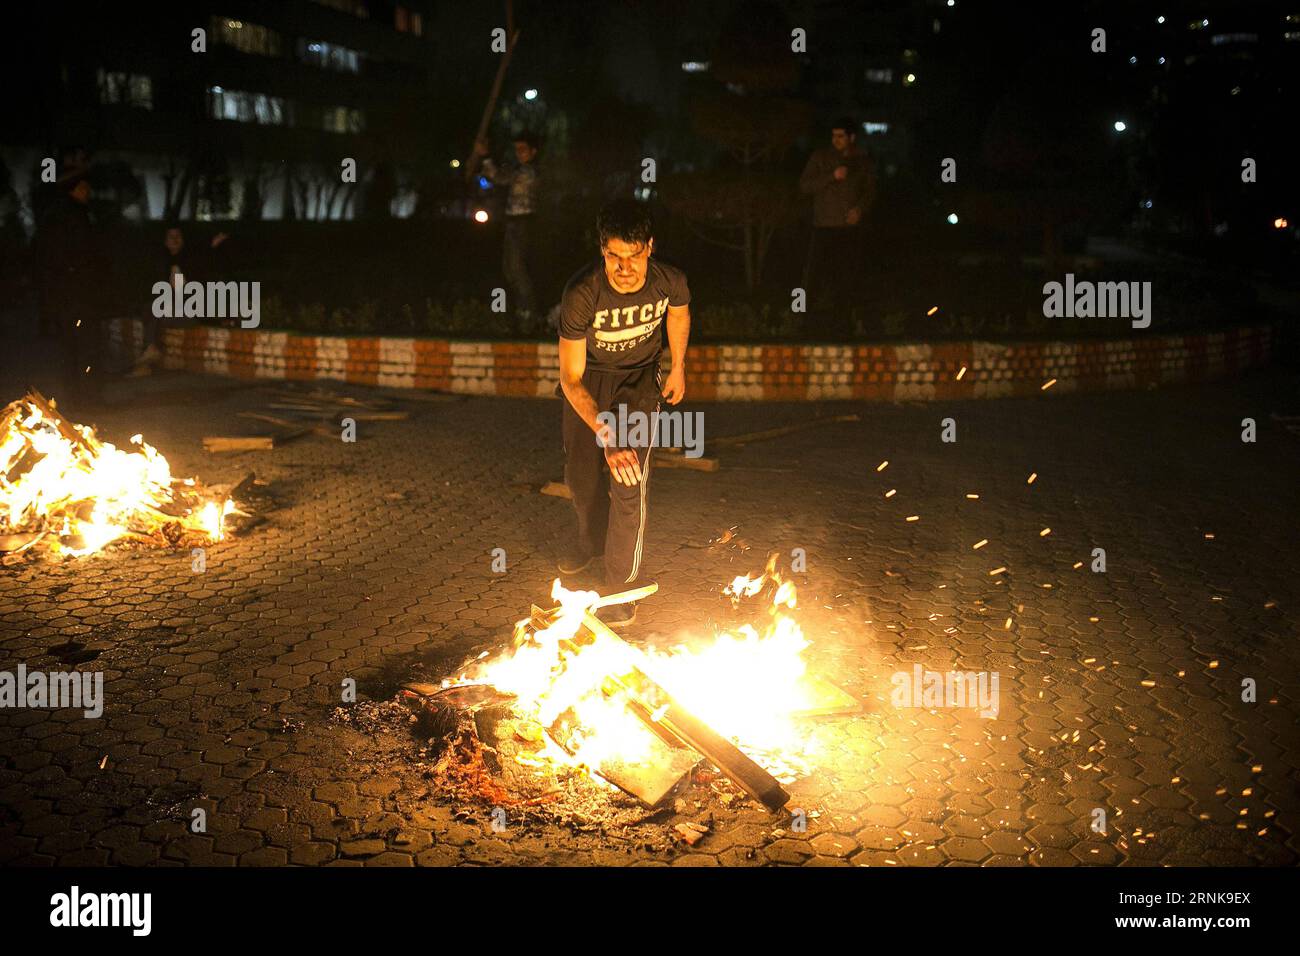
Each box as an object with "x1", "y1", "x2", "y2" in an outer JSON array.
[{"x1": 106, "y1": 321, "x2": 1275, "y2": 402}]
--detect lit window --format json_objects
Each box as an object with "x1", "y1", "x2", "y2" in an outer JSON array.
[
  {"x1": 210, "y1": 16, "x2": 283, "y2": 56},
  {"x1": 298, "y1": 38, "x2": 362, "y2": 73},
  {"x1": 208, "y1": 87, "x2": 287, "y2": 126},
  {"x1": 97, "y1": 69, "x2": 153, "y2": 109}
]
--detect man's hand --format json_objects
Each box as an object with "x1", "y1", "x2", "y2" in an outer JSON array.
[
  {"x1": 845, "y1": 207, "x2": 861, "y2": 225},
  {"x1": 604, "y1": 445, "x2": 643, "y2": 486},
  {"x1": 833, "y1": 165, "x2": 848, "y2": 182},
  {"x1": 661, "y1": 366, "x2": 686, "y2": 405}
]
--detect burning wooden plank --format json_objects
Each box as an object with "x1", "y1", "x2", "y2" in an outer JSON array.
[
  {"x1": 597, "y1": 655, "x2": 790, "y2": 813},
  {"x1": 523, "y1": 598, "x2": 789, "y2": 812}
]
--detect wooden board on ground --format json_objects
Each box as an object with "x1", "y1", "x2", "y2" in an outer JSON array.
[
  {"x1": 540, "y1": 480, "x2": 572, "y2": 499},
  {"x1": 710, "y1": 413, "x2": 860, "y2": 448},
  {"x1": 653, "y1": 454, "x2": 718, "y2": 472},
  {"x1": 202, "y1": 428, "x2": 311, "y2": 453},
  {"x1": 789, "y1": 675, "x2": 865, "y2": 718}
]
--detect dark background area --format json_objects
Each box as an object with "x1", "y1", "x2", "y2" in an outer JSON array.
[{"x1": 0, "y1": 0, "x2": 1296, "y2": 343}]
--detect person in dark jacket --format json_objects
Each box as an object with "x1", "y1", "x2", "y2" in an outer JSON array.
[
  {"x1": 129, "y1": 224, "x2": 227, "y2": 376},
  {"x1": 38, "y1": 170, "x2": 105, "y2": 400},
  {"x1": 798, "y1": 118, "x2": 876, "y2": 333}
]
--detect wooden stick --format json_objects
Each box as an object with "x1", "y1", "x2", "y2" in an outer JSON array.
[
  {"x1": 592, "y1": 582, "x2": 658, "y2": 608},
  {"x1": 25, "y1": 389, "x2": 97, "y2": 455},
  {"x1": 709, "y1": 413, "x2": 860, "y2": 448},
  {"x1": 653, "y1": 454, "x2": 719, "y2": 472},
  {"x1": 465, "y1": 2, "x2": 520, "y2": 182}
]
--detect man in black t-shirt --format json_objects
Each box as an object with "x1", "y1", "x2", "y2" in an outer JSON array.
[{"x1": 557, "y1": 199, "x2": 691, "y2": 628}]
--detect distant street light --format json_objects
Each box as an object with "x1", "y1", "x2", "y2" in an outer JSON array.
[
  {"x1": 1274, "y1": 217, "x2": 1290, "y2": 229},
  {"x1": 1114, "y1": 120, "x2": 1128, "y2": 132},
  {"x1": 524, "y1": 88, "x2": 538, "y2": 100},
  {"x1": 947, "y1": 213, "x2": 959, "y2": 225},
  {"x1": 474, "y1": 209, "x2": 489, "y2": 223},
  {"x1": 450, "y1": 159, "x2": 460, "y2": 169}
]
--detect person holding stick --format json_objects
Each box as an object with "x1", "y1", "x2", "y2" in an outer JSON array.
[{"x1": 471, "y1": 131, "x2": 541, "y2": 327}]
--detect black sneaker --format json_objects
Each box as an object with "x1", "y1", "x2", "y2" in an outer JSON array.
[
  {"x1": 557, "y1": 550, "x2": 601, "y2": 575},
  {"x1": 595, "y1": 601, "x2": 637, "y2": 630}
]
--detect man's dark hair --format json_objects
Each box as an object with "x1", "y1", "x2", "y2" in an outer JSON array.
[
  {"x1": 597, "y1": 198, "x2": 654, "y2": 248},
  {"x1": 513, "y1": 130, "x2": 540, "y2": 152},
  {"x1": 830, "y1": 116, "x2": 858, "y2": 136}
]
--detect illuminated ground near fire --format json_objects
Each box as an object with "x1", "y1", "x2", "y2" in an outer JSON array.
[{"x1": 0, "y1": 371, "x2": 1296, "y2": 866}]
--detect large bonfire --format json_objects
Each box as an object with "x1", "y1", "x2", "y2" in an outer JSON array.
[
  {"x1": 0, "y1": 391, "x2": 231, "y2": 557},
  {"x1": 417, "y1": 554, "x2": 858, "y2": 810}
]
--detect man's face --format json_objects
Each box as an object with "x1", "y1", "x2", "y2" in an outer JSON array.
[
  {"x1": 601, "y1": 236, "x2": 653, "y2": 293},
  {"x1": 831, "y1": 128, "x2": 852, "y2": 152},
  {"x1": 165, "y1": 228, "x2": 184, "y2": 255},
  {"x1": 513, "y1": 141, "x2": 537, "y2": 164}
]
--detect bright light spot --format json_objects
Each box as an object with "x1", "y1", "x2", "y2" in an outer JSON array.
[
  {"x1": 1275, "y1": 217, "x2": 1290, "y2": 229},
  {"x1": 947, "y1": 0, "x2": 955, "y2": 6},
  {"x1": 1114, "y1": 120, "x2": 1127, "y2": 132},
  {"x1": 450, "y1": 159, "x2": 460, "y2": 169},
  {"x1": 1129, "y1": 56, "x2": 1138, "y2": 64},
  {"x1": 681, "y1": 61, "x2": 710, "y2": 72},
  {"x1": 524, "y1": 88, "x2": 538, "y2": 100},
  {"x1": 1143, "y1": 199, "x2": 1153, "y2": 209},
  {"x1": 1158, "y1": 56, "x2": 1166, "y2": 64},
  {"x1": 903, "y1": 72, "x2": 917, "y2": 86},
  {"x1": 474, "y1": 209, "x2": 489, "y2": 223},
  {"x1": 947, "y1": 213, "x2": 959, "y2": 225},
  {"x1": 1157, "y1": 15, "x2": 1165, "y2": 24}
]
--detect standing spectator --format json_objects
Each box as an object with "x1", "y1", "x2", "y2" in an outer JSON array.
[
  {"x1": 472, "y1": 131, "x2": 541, "y2": 327},
  {"x1": 799, "y1": 117, "x2": 876, "y2": 334},
  {"x1": 130, "y1": 224, "x2": 226, "y2": 376},
  {"x1": 39, "y1": 167, "x2": 105, "y2": 401}
]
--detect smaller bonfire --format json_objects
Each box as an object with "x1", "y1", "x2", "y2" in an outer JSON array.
[{"x1": 0, "y1": 390, "x2": 231, "y2": 558}]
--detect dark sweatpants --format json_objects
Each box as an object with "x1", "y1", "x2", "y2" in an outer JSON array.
[{"x1": 562, "y1": 363, "x2": 662, "y2": 589}]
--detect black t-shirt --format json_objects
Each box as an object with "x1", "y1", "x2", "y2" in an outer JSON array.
[{"x1": 559, "y1": 258, "x2": 690, "y2": 370}]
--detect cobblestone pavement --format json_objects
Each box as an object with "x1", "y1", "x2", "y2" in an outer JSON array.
[{"x1": 1, "y1": 366, "x2": 1297, "y2": 866}]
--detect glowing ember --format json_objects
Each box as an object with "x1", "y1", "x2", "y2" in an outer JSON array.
[
  {"x1": 0, "y1": 392, "x2": 232, "y2": 556},
  {"x1": 448, "y1": 556, "x2": 828, "y2": 788}
]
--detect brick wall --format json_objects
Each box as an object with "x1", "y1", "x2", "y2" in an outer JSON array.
[{"x1": 107, "y1": 321, "x2": 1276, "y2": 401}]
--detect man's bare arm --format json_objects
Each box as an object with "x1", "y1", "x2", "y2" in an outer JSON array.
[
  {"x1": 661, "y1": 304, "x2": 690, "y2": 405},
  {"x1": 559, "y1": 336, "x2": 602, "y2": 435},
  {"x1": 559, "y1": 336, "x2": 641, "y2": 486}
]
